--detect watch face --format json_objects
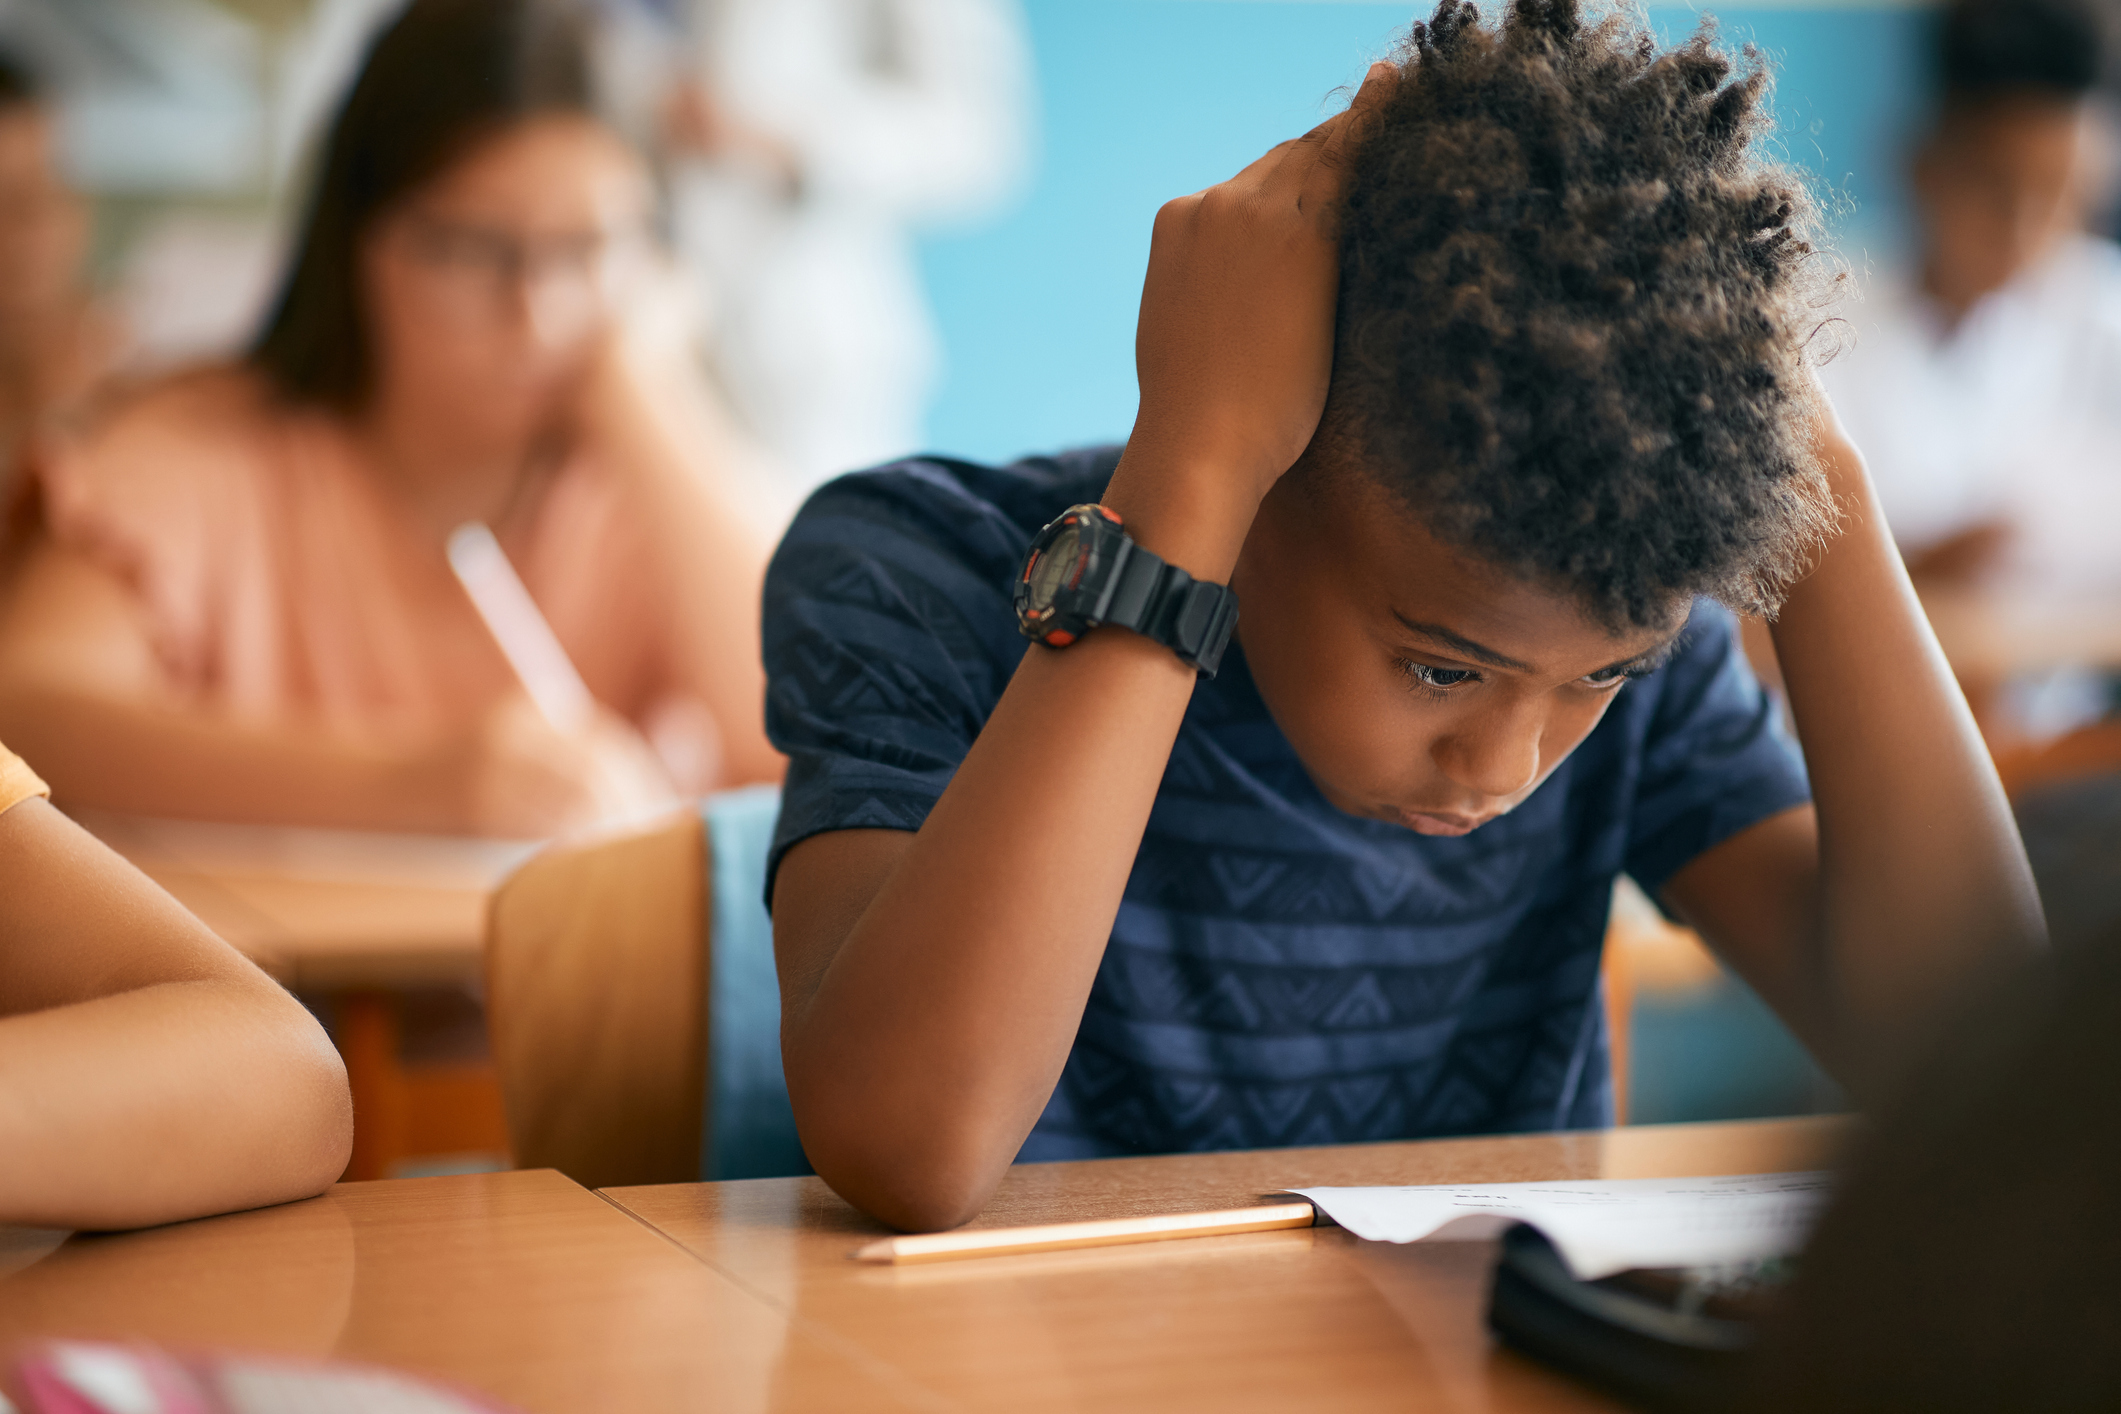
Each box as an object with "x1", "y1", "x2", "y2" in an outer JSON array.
[{"x1": 1027, "y1": 520, "x2": 1083, "y2": 609}]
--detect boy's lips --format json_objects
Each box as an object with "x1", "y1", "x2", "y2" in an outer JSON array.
[{"x1": 1393, "y1": 807, "x2": 1491, "y2": 837}]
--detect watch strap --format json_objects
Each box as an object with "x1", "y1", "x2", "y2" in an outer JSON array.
[{"x1": 1100, "y1": 540, "x2": 1240, "y2": 677}]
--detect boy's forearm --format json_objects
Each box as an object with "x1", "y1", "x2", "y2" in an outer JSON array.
[
  {"x1": 779, "y1": 80, "x2": 1377, "y2": 1228},
  {"x1": 779, "y1": 456, "x2": 1258, "y2": 1230},
  {"x1": 1768, "y1": 422, "x2": 2044, "y2": 1081}
]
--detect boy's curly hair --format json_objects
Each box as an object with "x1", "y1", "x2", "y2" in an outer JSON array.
[{"x1": 1329, "y1": 0, "x2": 1839, "y2": 629}]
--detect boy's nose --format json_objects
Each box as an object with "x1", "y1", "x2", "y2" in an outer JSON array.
[{"x1": 1431, "y1": 706, "x2": 1543, "y2": 802}]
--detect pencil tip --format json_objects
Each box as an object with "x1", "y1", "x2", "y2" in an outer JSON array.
[{"x1": 851, "y1": 1239, "x2": 895, "y2": 1263}]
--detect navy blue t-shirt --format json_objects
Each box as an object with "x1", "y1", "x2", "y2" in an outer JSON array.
[{"x1": 762, "y1": 447, "x2": 1811, "y2": 1161}]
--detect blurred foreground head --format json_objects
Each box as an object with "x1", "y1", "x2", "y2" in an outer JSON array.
[
  {"x1": 1744, "y1": 924, "x2": 2121, "y2": 1411},
  {"x1": 0, "y1": 49, "x2": 88, "y2": 352},
  {"x1": 1317, "y1": 0, "x2": 1836, "y2": 635},
  {"x1": 1913, "y1": 0, "x2": 2112, "y2": 315},
  {"x1": 254, "y1": 0, "x2": 650, "y2": 439}
]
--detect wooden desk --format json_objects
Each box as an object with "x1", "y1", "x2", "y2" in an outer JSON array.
[
  {"x1": 604, "y1": 1115, "x2": 1846, "y2": 1413},
  {"x1": 76, "y1": 812, "x2": 534, "y2": 991},
  {"x1": 0, "y1": 1170, "x2": 919, "y2": 1413},
  {"x1": 0, "y1": 1121, "x2": 1841, "y2": 1412}
]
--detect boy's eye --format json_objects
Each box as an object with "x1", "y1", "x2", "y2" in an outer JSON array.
[
  {"x1": 1402, "y1": 661, "x2": 1478, "y2": 692},
  {"x1": 1580, "y1": 666, "x2": 1636, "y2": 689}
]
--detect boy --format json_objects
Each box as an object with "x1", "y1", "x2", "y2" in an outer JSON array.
[{"x1": 762, "y1": 0, "x2": 2044, "y2": 1231}]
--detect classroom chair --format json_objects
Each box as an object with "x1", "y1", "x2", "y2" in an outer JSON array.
[
  {"x1": 484, "y1": 787, "x2": 809, "y2": 1188},
  {"x1": 335, "y1": 987, "x2": 514, "y2": 1181},
  {"x1": 1602, "y1": 876, "x2": 1842, "y2": 1126}
]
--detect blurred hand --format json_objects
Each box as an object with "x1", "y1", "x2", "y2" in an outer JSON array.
[
  {"x1": 659, "y1": 80, "x2": 800, "y2": 194},
  {"x1": 566, "y1": 257, "x2": 702, "y2": 447},
  {"x1": 423, "y1": 693, "x2": 678, "y2": 837},
  {"x1": 1124, "y1": 62, "x2": 1397, "y2": 511}
]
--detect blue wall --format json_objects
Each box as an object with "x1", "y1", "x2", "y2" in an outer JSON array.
[{"x1": 918, "y1": 0, "x2": 1935, "y2": 463}]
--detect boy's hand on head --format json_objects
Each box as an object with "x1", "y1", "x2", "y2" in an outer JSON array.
[{"x1": 1110, "y1": 62, "x2": 1397, "y2": 570}]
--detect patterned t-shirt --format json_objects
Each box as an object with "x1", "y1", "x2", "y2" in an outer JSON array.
[{"x1": 763, "y1": 447, "x2": 1812, "y2": 1161}]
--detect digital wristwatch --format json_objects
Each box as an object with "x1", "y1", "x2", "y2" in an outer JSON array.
[{"x1": 1013, "y1": 504, "x2": 1239, "y2": 677}]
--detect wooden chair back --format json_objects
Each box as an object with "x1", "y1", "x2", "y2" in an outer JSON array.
[{"x1": 484, "y1": 810, "x2": 708, "y2": 1188}]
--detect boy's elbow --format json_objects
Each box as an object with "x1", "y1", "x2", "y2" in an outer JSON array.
[
  {"x1": 818, "y1": 1154, "x2": 997, "y2": 1234},
  {"x1": 792, "y1": 1098, "x2": 1005, "y2": 1233}
]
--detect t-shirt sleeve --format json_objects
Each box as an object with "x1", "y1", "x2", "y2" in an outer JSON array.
[
  {"x1": 0, "y1": 741, "x2": 50, "y2": 817},
  {"x1": 761, "y1": 465, "x2": 1031, "y2": 906},
  {"x1": 1623, "y1": 603, "x2": 1811, "y2": 900}
]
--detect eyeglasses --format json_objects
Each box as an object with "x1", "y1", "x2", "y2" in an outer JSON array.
[{"x1": 385, "y1": 212, "x2": 651, "y2": 330}]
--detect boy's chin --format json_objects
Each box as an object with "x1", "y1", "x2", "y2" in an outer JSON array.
[
  {"x1": 1390, "y1": 808, "x2": 1489, "y2": 838},
  {"x1": 1301, "y1": 764, "x2": 1501, "y2": 836}
]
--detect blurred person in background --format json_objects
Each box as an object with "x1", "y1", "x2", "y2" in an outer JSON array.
[
  {"x1": 1820, "y1": 0, "x2": 2121, "y2": 598},
  {"x1": 0, "y1": 0, "x2": 781, "y2": 839},
  {"x1": 0, "y1": 49, "x2": 121, "y2": 571},
  {"x1": 1820, "y1": 0, "x2": 2121, "y2": 959},
  {"x1": 655, "y1": 0, "x2": 1031, "y2": 505}
]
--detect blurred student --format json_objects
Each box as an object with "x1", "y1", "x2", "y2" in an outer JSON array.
[
  {"x1": 0, "y1": 740, "x2": 352, "y2": 1228},
  {"x1": 0, "y1": 0, "x2": 781, "y2": 838},
  {"x1": 0, "y1": 50, "x2": 120, "y2": 569},
  {"x1": 658, "y1": 0, "x2": 1031, "y2": 499},
  {"x1": 1819, "y1": 0, "x2": 2121, "y2": 595}
]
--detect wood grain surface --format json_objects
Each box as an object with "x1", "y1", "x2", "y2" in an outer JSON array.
[
  {"x1": 73, "y1": 812, "x2": 527, "y2": 989},
  {"x1": 0, "y1": 1169, "x2": 923, "y2": 1414},
  {"x1": 602, "y1": 1116, "x2": 1847, "y2": 1413},
  {"x1": 0, "y1": 1123, "x2": 1845, "y2": 1413}
]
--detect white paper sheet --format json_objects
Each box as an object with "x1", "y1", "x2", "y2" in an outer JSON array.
[{"x1": 1289, "y1": 1172, "x2": 1832, "y2": 1280}]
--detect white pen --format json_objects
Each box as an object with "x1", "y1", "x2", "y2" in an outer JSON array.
[{"x1": 445, "y1": 521, "x2": 597, "y2": 735}]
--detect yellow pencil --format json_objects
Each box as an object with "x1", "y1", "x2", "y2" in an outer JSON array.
[{"x1": 851, "y1": 1201, "x2": 1318, "y2": 1265}]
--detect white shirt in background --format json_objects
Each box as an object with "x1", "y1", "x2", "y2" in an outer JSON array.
[
  {"x1": 663, "y1": 0, "x2": 1032, "y2": 508},
  {"x1": 1821, "y1": 234, "x2": 2121, "y2": 601}
]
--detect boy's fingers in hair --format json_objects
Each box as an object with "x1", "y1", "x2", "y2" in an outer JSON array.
[
  {"x1": 1297, "y1": 62, "x2": 1399, "y2": 218},
  {"x1": 1236, "y1": 59, "x2": 1397, "y2": 210},
  {"x1": 1253, "y1": 62, "x2": 1389, "y2": 213},
  {"x1": 1181, "y1": 60, "x2": 1400, "y2": 219},
  {"x1": 1223, "y1": 137, "x2": 1309, "y2": 202},
  {"x1": 1256, "y1": 119, "x2": 1339, "y2": 208}
]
